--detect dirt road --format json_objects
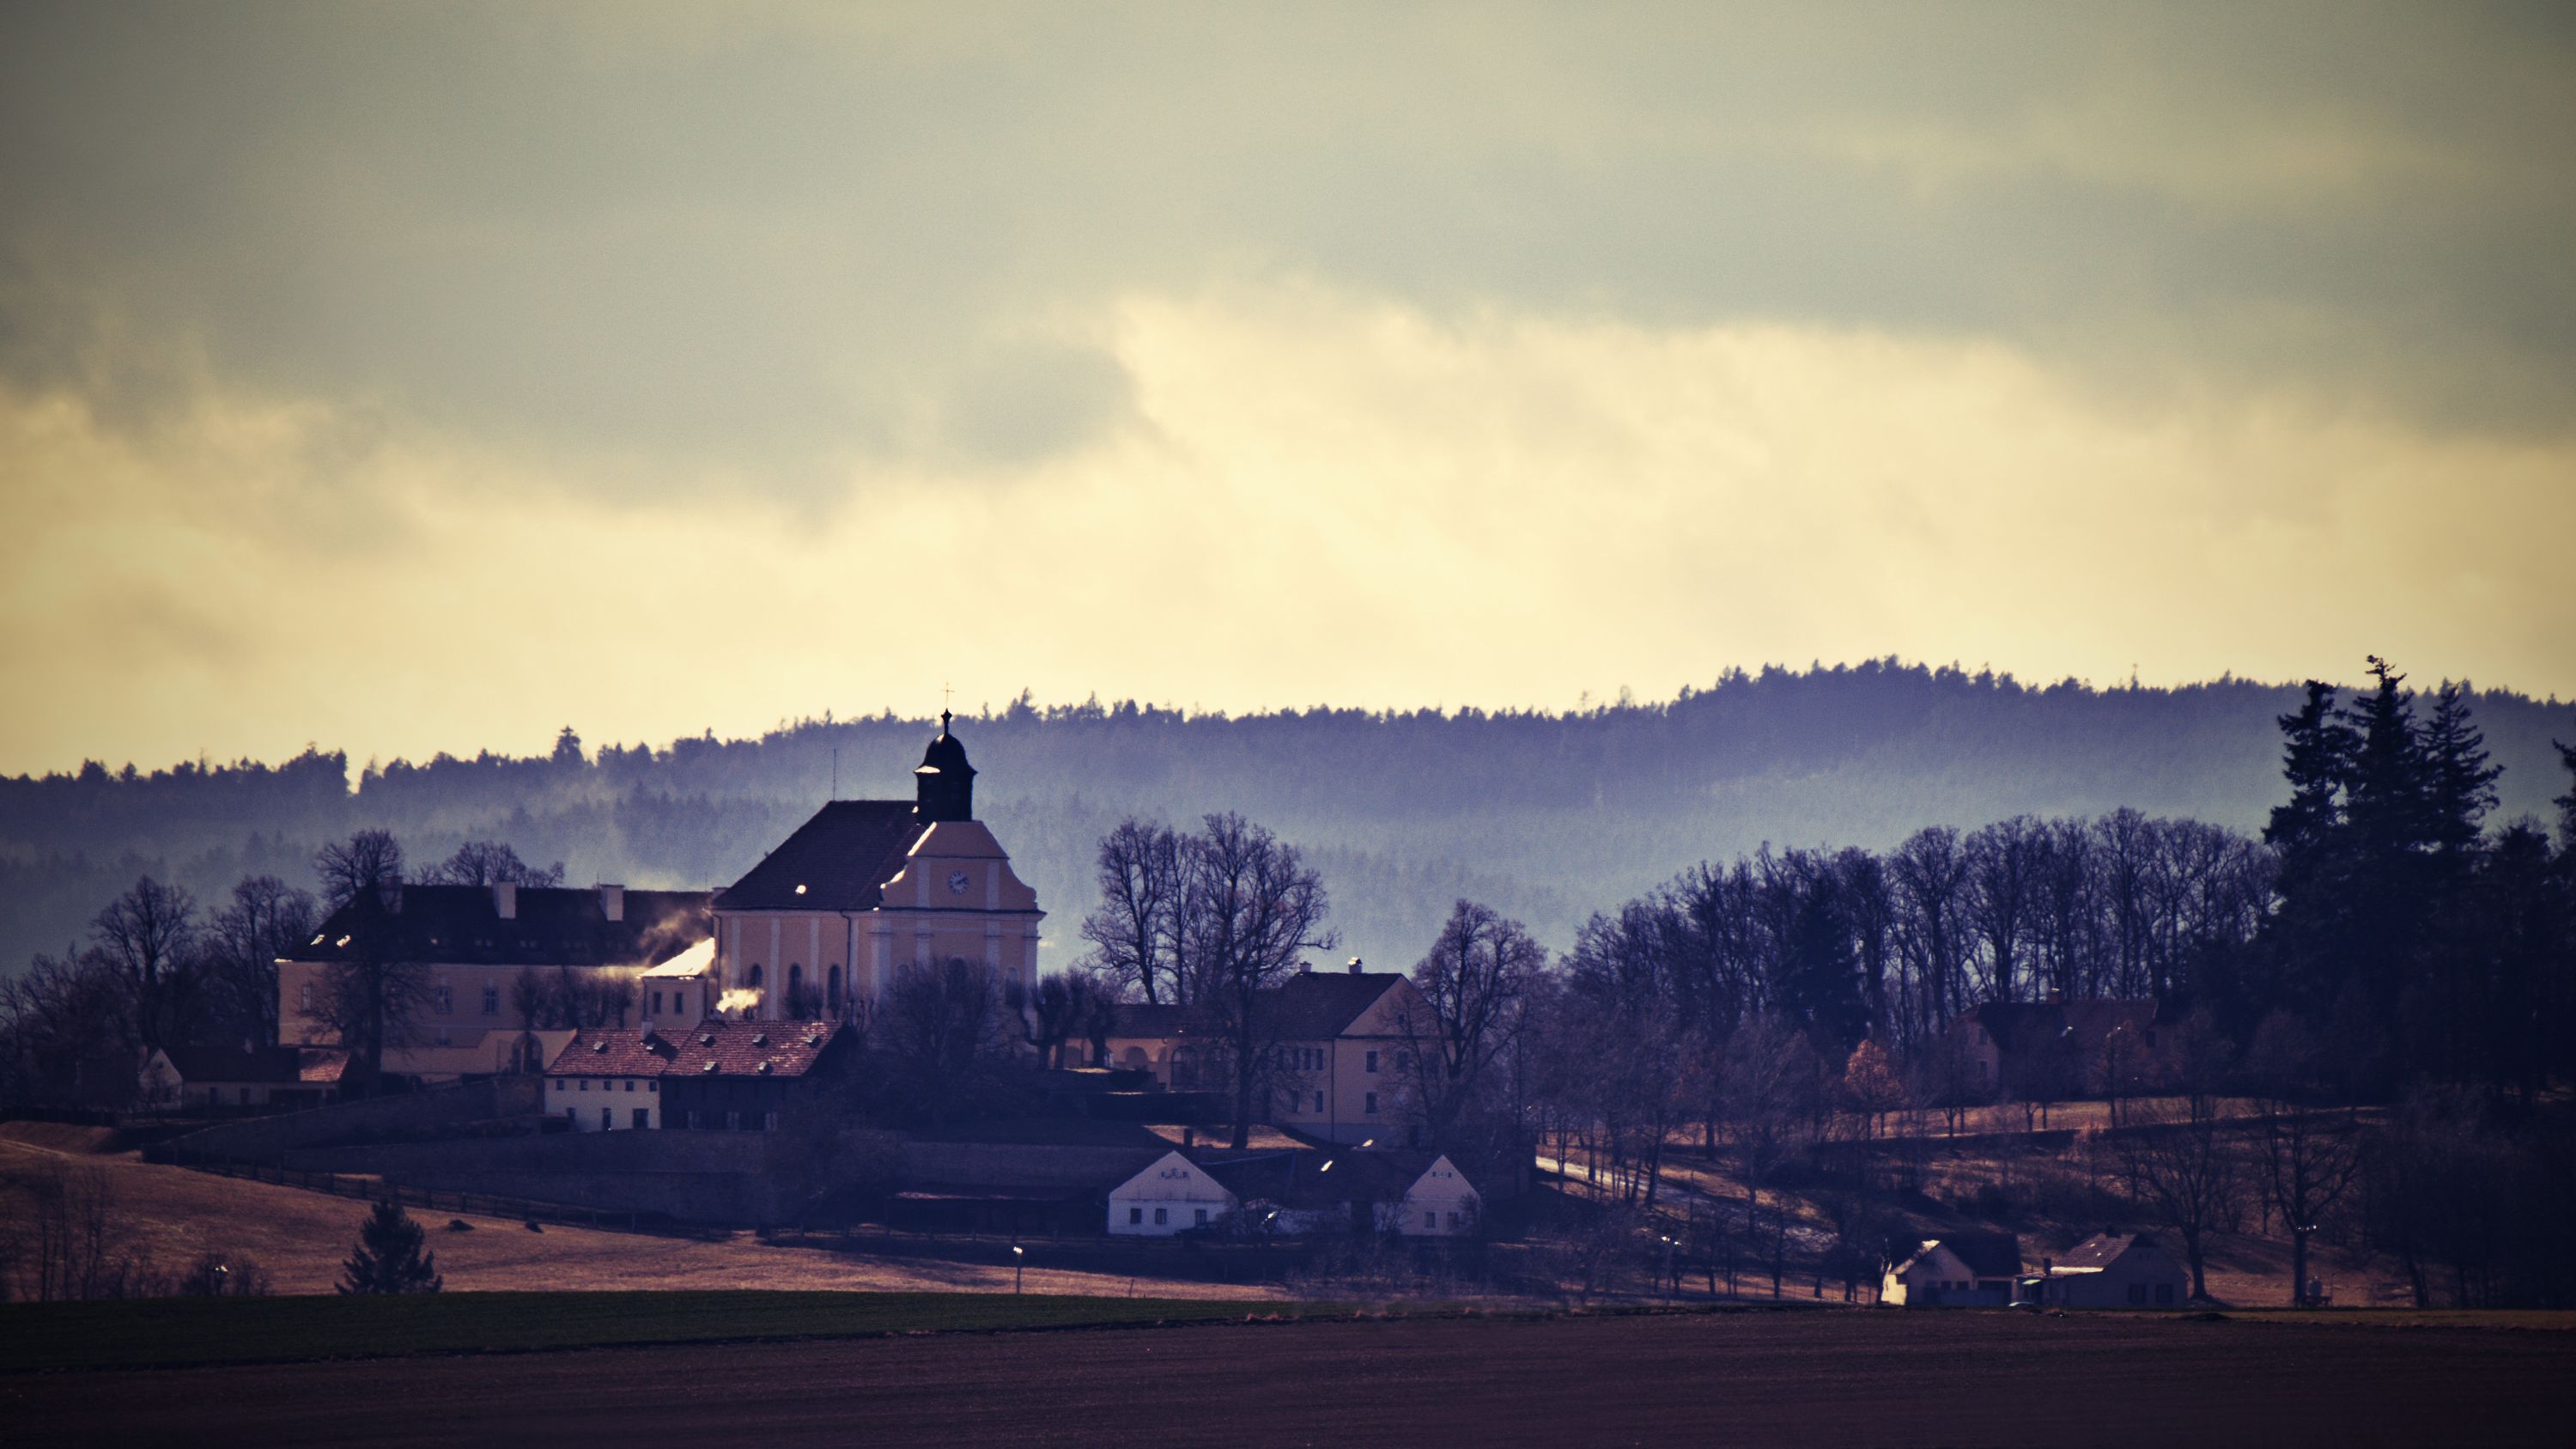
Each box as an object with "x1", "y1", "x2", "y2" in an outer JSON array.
[{"x1": 7, "y1": 1308, "x2": 2567, "y2": 1446}]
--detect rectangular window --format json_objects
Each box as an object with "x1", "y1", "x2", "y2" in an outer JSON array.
[
  {"x1": 763, "y1": 1112, "x2": 778, "y2": 1131},
  {"x1": 554, "y1": 1080, "x2": 565, "y2": 1093},
  {"x1": 2129, "y1": 1284, "x2": 2147, "y2": 1306},
  {"x1": 299, "y1": 983, "x2": 313, "y2": 1013},
  {"x1": 2155, "y1": 1283, "x2": 2174, "y2": 1306},
  {"x1": 1194, "y1": 1208, "x2": 1209, "y2": 1225},
  {"x1": 647, "y1": 1081, "x2": 657, "y2": 1093},
  {"x1": 600, "y1": 1107, "x2": 612, "y2": 1129},
  {"x1": 623, "y1": 1080, "x2": 635, "y2": 1093},
  {"x1": 1364, "y1": 1092, "x2": 1378, "y2": 1114},
  {"x1": 434, "y1": 984, "x2": 453, "y2": 1014},
  {"x1": 482, "y1": 986, "x2": 500, "y2": 1016},
  {"x1": 1314, "y1": 1091, "x2": 1326, "y2": 1111},
  {"x1": 579, "y1": 1079, "x2": 589, "y2": 1091},
  {"x1": 1426, "y1": 1211, "x2": 1437, "y2": 1229},
  {"x1": 633, "y1": 1108, "x2": 650, "y2": 1129},
  {"x1": 1153, "y1": 1208, "x2": 1168, "y2": 1225},
  {"x1": 1448, "y1": 1211, "x2": 1461, "y2": 1228},
  {"x1": 1365, "y1": 1050, "x2": 1379, "y2": 1073},
  {"x1": 1129, "y1": 1208, "x2": 1143, "y2": 1225}
]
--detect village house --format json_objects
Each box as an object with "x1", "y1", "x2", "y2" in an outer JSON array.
[
  {"x1": 708, "y1": 715, "x2": 1043, "y2": 1025},
  {"x1": 275, "y1": 880, "x2": 710, "y2": 1081},
  {"x1": 1107, "y1": 1149, "x2": 1238, "y2": 1236},
  {"x1": 1882, "y1": 1233, "x2": 2023, "y2": 1307},
  {"x1": 2020, "y1": 1231, "x2": 2192, "y2": 1308},
  {"x1": 1948, "y1": 995, "x2": 2189, "y2": 1102},
  {"x1": 1382, "y1": 1154, "x2": 1482, "y2": 1238},
  {"x1": 542, "y1": 1018, "x2": 856, "y2": 1132},
  {"x1": 137, "y1": 1043, "x2": 339, "y2": 1112},
  {"x1": 1103, "y1": 964, "x2": 1435, "y2": 1146}
]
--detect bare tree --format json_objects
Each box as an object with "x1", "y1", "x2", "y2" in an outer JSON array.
[
  {"x1": 1397, "y1": 899, "x2": 1540, "y2": 1150},
  {"x1": 874, "y1": 957, "x2": 1025, "y2": 1123},
  {"x1": 2117, "y1": 1093, "x2": 2241, "y2": 1301},
  {"x1": 306, "y1": 832, "x2": 427, "y2": 1094},
  {"x1": 1181, "y1": 813, "x2": 1337, "y2": 1149},
  {"x1": 415, "y1": 842, "x2": 564, "y2": 888},
  {"x1": 2248, "y1": 1013, "x2": 2360, "y2": 1306},
  {"x1": 204, "y1": 875, "x2": 318, "y2": 1049},
  {"x1": 1005, "y1": 971, "x2": 1118, "y2": 1068},
  {"x1": 1722, "y1": 1011, "x2": 1821, "y2": 1294},
  {"x1": 1078, "y1": 819, "x2": 1188, "y2": 1005},
  {"x1": 89, "y1": 877, "x2": 203, "y2": 1052}
]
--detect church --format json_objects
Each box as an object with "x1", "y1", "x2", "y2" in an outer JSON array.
[{"x1": 707, "y1": 712, "x2": 1044, "y2": 1021}]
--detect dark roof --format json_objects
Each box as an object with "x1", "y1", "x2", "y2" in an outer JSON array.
[
  {"x1": 1901, "y1": 1232, "x2": 2022, "y2": 1279},
  {"x1": 288, "y1": 886, "x2": 710, "y2": 969},
  {"x1": 1110, "y1": 972, "x2": 1407, "y2": 1043},
  {"x1": 2057, "y1": 1232, "x2": 2163, "y2": 1270},
  {"x1": 545, "y1": 1019, "x2": 850, "y2": 1080},
  {"x1": 713, "y1": 801, "x2": 928, "y2": 912},
  {"x1": 161, "y1": 1044, "x2": 305, "y2": 1085},
  {"x1": 1200, "y1": 1139, "x2": 1422, "y2": 1206},
  {"x1": 1965, "y1": 999, "x2": 2160, "y2": 1055},
  {"x1": 1197, "y1": 1147, "x2": 1413, "y2": 1211}
]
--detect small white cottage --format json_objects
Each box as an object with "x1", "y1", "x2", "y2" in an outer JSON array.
[
  {"x1": 1108, "y1": 1150, "x2": 1240, "y2": 1237},
  {"x1": 2024, "y1": 1232, "x2": 2191, "y2": 1308},
  {"x1": 1882, "y1": 1233, "x2": 2022, "y2": 1307},
  {"x1": 1382, "y1": 1154, "x2": 1481, "y2": 1237}
]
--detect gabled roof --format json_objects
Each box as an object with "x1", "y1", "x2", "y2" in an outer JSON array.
[
  {"x1": 1109, "y1": 972, "x2": 1408, "y2": 1043},
  {"x1": 1267, "y1": 971, "x2": 1407, "y2": 1038},
  {"x1": 2054, "y1": 1232, "x2": 2165, "y2": 1271},
  {"x1": 545, "y1": 1019, "x2": 848, "y2": 1080},
  {"x1": 160, "y1": 1044, "x2": 305, "y2": 1085},
  {"x1": 300, "y1": 1050, "x2": 349, "y2": 1085},
  {"x1": 713, "y1": 801, "x2": 927, "y2": 912},
  {"x1": 288, "y1": 886, "x2": 709, "y2": 969},
  {"x1": 1198, "y1": 1147, "x2": 1413, "y2": 1210},
  {"x1": 1897, "y1": 1232, "x2": 2022, "y2": 1280}
]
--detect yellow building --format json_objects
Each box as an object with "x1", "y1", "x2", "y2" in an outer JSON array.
[
  {"x1": 1103, "y1": 964, "x2": 1431, "y2": 1147},
  {"x1": 708, "y1": 715, "x2": 1044, "y2": 1021}
]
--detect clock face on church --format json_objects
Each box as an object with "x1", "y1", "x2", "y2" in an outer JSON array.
[{"x1": 947, "y1": 869, "x2": 971, "y2": 895}]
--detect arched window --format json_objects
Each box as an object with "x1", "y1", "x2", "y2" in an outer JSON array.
[
  {"x1": 747, "y1": 963, "x2": 763, "y2": 989},
  {"x1": 827, "y1": 965, "x2": 843, "y2": 1014}
]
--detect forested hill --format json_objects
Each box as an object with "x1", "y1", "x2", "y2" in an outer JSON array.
[{"x1": 6, "y1": 661, "x2": 2570, "y2": 978}]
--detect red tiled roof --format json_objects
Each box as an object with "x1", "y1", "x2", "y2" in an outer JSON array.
[{"x1": 545, "y1": 1019, "x2": 847, "y2": 1080}]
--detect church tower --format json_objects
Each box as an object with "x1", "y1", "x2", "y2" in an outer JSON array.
[{"x1": 914, "y1": 709, "x2": 976, "y2": 822}]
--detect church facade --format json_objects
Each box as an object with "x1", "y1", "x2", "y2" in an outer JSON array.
[{"x1": 708, "y1": 715, "x2": 1043, "y2": 1021}]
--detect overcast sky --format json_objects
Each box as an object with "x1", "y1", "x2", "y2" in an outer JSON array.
[{"x1": 3, "y1": 2, "x2": 2570, "y2": 774}]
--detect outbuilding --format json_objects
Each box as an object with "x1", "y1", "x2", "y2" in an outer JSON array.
[
  {"x1": 2023, "y1": 1232, "x2": 2191, "y2": 1308},
  {"x1": 1107, "y1": 1150, "x2": 1239, "y2": 1236},
  {"x1": 1882, "y1": 1233, "x2": 2022, "y2": 1307}
]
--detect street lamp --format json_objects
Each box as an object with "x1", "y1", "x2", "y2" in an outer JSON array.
[{"x1": 1012, "y1": 1243, "x2": 1024, "y2": 1295}]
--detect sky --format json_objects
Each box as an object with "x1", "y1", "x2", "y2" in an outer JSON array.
[{"x1": 3, "y1": 2, "x2": 2572, "y2": 776}]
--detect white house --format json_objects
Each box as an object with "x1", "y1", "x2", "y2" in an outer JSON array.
[
  {"x1": 1381, "y1": 1154, "x2": 1481, "y2": 1238},
  {"x1": 1882, "y1": 1233, "x2": 2021, "y2": 1307},
  {"x1": 1108, "y1": 1150, "x2": 1239, "y2": 1236},
  {"x1": 137, "y1": 1044, "x2": 323, "y2": 1111},
  {"x1": 2023, "y1": 1232, "x2": 2191, "y2": 1308},
  {"x1": 641, "y1": 938, "x2": 715, "y2": 1026}
]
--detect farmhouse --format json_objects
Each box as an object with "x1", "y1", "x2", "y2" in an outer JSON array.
[
  {"x1": 2023, "y1": 1232, "x2": 2191, "y2": 1308},
  {"x1": 137, "y1": 1043, "x2": 336, "y2": 1111},
  {"x1": 1108, "y1": 1150, "x2": 1239, "y2": 1236},
  {"x1": 1881, "y1": 1233, "x2": 2023, "y2": 1307},
  {"x1": 708, "y1": 715, "x2": 1044, "y2": 1021},
  {"x1": 1380, "y1": 1154, "x2": 1482, "y2": 1237},
  {"x1": 543, "y1": 1019, "x2": 856, "y2": 1132},
  {"x1": 1103, "y1": 964, "x2": 1434, "y2": 1145}
]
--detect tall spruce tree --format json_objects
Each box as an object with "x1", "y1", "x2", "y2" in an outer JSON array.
[
  {"x1": 2420, "y1": 680, "x2": 2500, "y2": 870},
  {"x1": 337, "y1": 1199, "x2": 443, "y2": 1294}
]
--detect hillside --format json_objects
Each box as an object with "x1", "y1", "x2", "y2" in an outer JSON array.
[{"x1": 5, "y1": 661, "x2": 2570, "y2": 976}]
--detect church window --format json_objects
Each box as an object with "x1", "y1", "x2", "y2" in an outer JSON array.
[
  {"x1": 482, "y1": 986, "x2": 500, "y2": 1015},
  {"x1": 828, "y1": 965, "x2": 842, "y2": 1013},
  {"x1": 748, "y1": 963, "x2": 764, "y2": 989}
]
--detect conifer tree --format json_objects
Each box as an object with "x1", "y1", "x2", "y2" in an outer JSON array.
[
  {"x1": 2264, "y1": 680, "x2": 2352, "y2": 879},
  {"x1": 2419, "y1": 680, "x2": 2500, "y2": 868},
  {"x1": 337, "y1": 1199, "x2": 443, "y2": 1295}
]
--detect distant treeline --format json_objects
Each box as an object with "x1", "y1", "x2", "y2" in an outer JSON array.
[{"x1": 4, "y1": 661, "x2": 2572, "y2": 977}]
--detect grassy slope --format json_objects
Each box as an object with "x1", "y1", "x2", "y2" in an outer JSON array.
[{"x1": 0, "y1": 1290, "x2": 1320, "y2": 1373}]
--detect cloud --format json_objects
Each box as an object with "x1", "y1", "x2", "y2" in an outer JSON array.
[
  {"x1": 3, "y1": 279, "x2": 2567, "y2": 773},
  {"x1": 3, "y1": 0, "x2": 2573, "y2": 508}
]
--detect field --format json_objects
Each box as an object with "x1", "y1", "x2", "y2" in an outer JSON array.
[
  {"x1": 0, "y1": 1133, "x2": 1273, "y2": 1299},
  {"x1": 5, "y1": 1302, "x2": 2570, "y2": 1446}
]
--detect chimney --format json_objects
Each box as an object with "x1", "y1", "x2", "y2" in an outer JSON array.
[
  {"x1": 494, "y1": 882, "x2": 518, "y2": 919},
  {"x1": 598, "y1": 884, "x2": 625, "y2": 922},
  {"x1": 1347, "y1": 956, "x2": 1364, "y2": 976},
  {"x1": 1297, "y1": 961, "x2": 1312, "y2": 976}
]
